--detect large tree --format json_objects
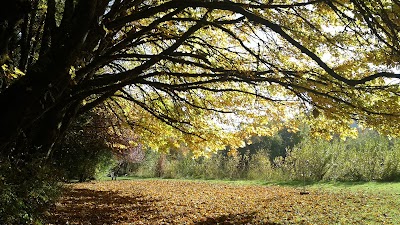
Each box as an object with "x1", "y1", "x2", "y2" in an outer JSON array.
[{"x1": 0, "y1": 0, "x2": 399, "y2": 159}]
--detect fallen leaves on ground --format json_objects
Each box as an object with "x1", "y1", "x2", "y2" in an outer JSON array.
[{"x1": 45, "y1": 180, "x2": 400, "y2": 224}]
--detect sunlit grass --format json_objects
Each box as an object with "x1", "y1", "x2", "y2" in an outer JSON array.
[{"x1": 100, "y1": 175, "x2": 400, "y2": 194}]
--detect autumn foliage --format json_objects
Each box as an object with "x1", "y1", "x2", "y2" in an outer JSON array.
[{"x1": 52, "y1": 106, "x2": 144, "y2": 181}]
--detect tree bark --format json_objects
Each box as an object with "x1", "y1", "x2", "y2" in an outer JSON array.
[{"x1": 0, "y1": 0, "x2": 99, "y2": 158}]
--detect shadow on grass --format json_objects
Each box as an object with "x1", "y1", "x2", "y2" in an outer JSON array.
[
  {"x1": 193, "y1": 212, "x2": 280, "y2": 225},
  {"x1": 262, "y1": 180, "x2": 371, "y2": 188}
]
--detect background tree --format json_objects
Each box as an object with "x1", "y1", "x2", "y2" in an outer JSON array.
[
  {"x1": 238, "y1": 127, "x2": 304, "y2": 160},
  {"x1": 52, "y1": 103, "x2": 143, "y2": 181}
]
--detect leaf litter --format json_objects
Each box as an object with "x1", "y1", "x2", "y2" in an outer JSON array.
[{"x1": 45, "y1": 180, "x2": 400, "y2": 224}]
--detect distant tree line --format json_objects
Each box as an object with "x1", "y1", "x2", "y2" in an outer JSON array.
[{"x1": 127, "y1": 129, "x2": 400, "y2": 182}]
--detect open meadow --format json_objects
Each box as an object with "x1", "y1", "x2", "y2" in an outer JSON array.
[{"x1": 45, "y1": 179, "x2": 400, "y2": 224}]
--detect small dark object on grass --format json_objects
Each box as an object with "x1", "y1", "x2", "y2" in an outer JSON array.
[{"x1": 300, "y1": 191, "x2": 310, "y2": 195}]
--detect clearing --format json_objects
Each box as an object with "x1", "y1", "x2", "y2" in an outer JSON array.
[{"x1": 45, "y1": 179, "x2": 400, "y2": 224}]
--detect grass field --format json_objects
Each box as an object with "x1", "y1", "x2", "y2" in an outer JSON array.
[{"x1": 45, "y1": 179, "x2": 400, "y2": 224}]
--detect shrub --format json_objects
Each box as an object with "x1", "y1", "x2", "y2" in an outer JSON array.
[
  {"x1": 155, "y1": 154, "x2": 167, "y2": 177},
  {"x1": 338, "y1": 131, "x2": 393, "y2": 181},
  {"x1": 0, "y1": 157, "x2": 61, "y2": 224},
  {"x1": 134, "y1": 150, "x2": 160, "y2": 178},
  {"x1": 220, "y1": 154, "x2": 241, "y2": 179},
  {"x1": 381, "y1": 150, "x2": 400, "y2": 181},
  {"x1": 283, "y1": 139, "x2": 333, "y2": 181},
  {"x1": 202, "y1": 154, "x2": 224, "y2": 179},
  {"x1": 277, "y1": 130, "x2": 400, "y2": 182},
  {"x1": 379, "y1": 139, "x2": 400, "y2": 181},
  {"x1": 53, "y1": 144, "x2": 115, "y2": 182},
  {"x1": 247, "y1": 150, "x2": 273, "y2": 180}
]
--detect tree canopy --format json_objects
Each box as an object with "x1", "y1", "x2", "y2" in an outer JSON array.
[{"x1": 0, "y1": 0, "x2": 399, "y2": 158}]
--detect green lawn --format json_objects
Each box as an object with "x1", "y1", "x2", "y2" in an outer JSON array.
[{"x1": 101, "y1": 175, "x2": 400, "y2": 193}]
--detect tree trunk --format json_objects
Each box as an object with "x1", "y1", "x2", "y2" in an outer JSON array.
[
  {"x1": 0, "y1": 0, "x2": 98, "y2": 160},
  {"x1": 0, "y1": 64, "x2": 70, "y2": 153}
]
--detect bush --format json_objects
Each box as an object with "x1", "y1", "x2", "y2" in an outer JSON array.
[
  {"x1": 52, "y1": 107, "x2": 142, "y2": 182},
  {"x1": 336, "y1": 131, "x2": 396, "y2": 181},
  {"x1": 380, "y1": 139, "x2": 400, "y2": 181},
  {"x1": 218, "y1": 154, "x2": 241, "y2": 179},
  {"x1": 275, "y1": 130, "x2": 400, "y2": 182},
  {"x1": 283, "y1": 139, "x2": 333, "y2": 181},
  {"x1": 130, "y1": 130, "x2": 400, "y2": 183},
  {"x1": 134, "y1": 150, "x2": 160, "y2": 178},
  {"x1": 180, "y1": 155, "x2": 206, "y2": 179},
  {"x1": 246, "y1": 150, "x2": 273, "y2": 180},
  {"x1": 53, "y1": 144, "x2": 116, "y2": 182},
  {"x1": 0, "y1": 157, "x2": 61, "y2": 224}
]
